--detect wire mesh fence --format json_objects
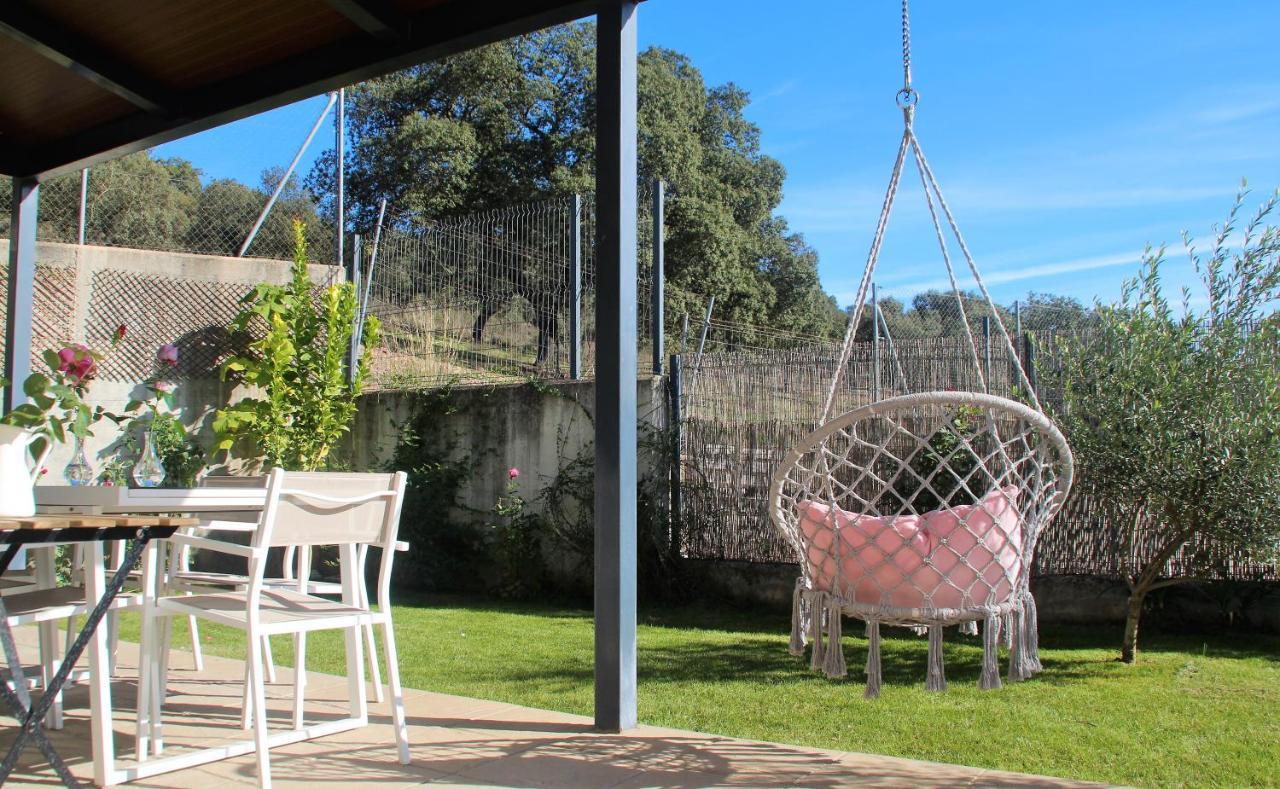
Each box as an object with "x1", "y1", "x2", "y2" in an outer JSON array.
[
  {"x1": 362, "y1": 192, "x2": 657, "y2": 389},
  {"x1": 1, "y1": 164, "x2": 338, "y2": 264}
]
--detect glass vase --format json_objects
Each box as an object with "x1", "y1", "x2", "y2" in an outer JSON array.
[
  {"x1": 62, "y1": 436, "x2": 94, "y2": 486},
  {"x1": 131, "y1": 427, "x2": 166, "y2": 488}
]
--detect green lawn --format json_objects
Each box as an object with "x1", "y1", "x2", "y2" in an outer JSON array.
[{"x1": 118, "y1": 594, "x2": 1280, "y2": 788}]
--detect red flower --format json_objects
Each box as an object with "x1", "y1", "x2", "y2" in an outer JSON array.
[{"x1": 115, "y1": 324, "x2": 127, "y2": 340}]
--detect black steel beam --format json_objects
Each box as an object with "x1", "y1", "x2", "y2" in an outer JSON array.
[
  {"x1": 0, "y1": 4, "x2": 172, "y2": 115},
  {"x1": 13, "y1": 0, "x2": 604, "y2": 180},
  {"x1": 324, "y1": 0, "x2": 406, "y2": 41}
]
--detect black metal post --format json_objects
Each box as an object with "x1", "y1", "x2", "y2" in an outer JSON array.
[
  {"x1": 593, "y1": 0, "x2": 638, "y2": 734},
  {"x1": 651, "y1": 180, "x2": 664, "y2": 376},
  {"x1": 669, "y1": 354, "x2": 682, "y2": 560},
  {"x1": 4, "y1": 177, "x2": 38, "y2": 416},
  {"x1": 570, "y1": 193, "x2": 583, "y2": 380}
]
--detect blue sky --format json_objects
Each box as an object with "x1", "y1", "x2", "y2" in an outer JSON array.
[{"x1": 155, "y1": 0, "x2": 1280, "y2": 309}]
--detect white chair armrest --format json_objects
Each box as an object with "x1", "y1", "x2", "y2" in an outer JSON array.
[{"x1": 168, "y1": 533, "x2": 264, "y2": 559}]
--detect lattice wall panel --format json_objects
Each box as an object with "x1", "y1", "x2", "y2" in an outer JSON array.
[
  {"x1": 0, "y1": 265, "x2": 78, "y2": 370},
  {"x1": 86, "y1": 270, "x2": 251, "y2": 380}
]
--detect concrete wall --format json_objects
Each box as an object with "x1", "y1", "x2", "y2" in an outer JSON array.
[
  {"x1": 0, "y1": 240, "x2": 338, "y2": 481},
  {"x1": 349, "y1": 376, "x2": 668, "y2": 517}
]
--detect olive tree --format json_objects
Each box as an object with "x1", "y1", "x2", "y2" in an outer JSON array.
[{"x1": 1055, "y1": 189, "x2": 1280, "y2": 663}]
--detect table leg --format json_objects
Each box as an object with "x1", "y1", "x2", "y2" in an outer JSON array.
[
  {"x1": 84, "y1": 541, "x2": 113, "y2": 787},
  {"x1": 0, "y1": 533, "x2": 154, "y2": 788}
]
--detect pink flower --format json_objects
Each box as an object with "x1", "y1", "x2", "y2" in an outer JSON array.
[
  {"x1": 39, "y1": 468, "x2": 47, "y2": 476},
  {"x1": 157, "y1": 344, "x2": 179, "y2": 366},
  {"x1": 57, "y1": 344, "x2": 97, "y2": 384},
  {"x1": 104, "y1": 480, "x2": 114, "y2": 487},
  {"x1": 508, "y1": 467, "x2": 520, "y2": 480},
  {"x1": 153, "y1": 380, "x2": 175, "y2": 394}
]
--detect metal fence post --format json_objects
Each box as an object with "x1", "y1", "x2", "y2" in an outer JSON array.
[
  {"x1": 871, "y1": 282, "x2": 881, "y2": 400},
  {"x1": 77, "y1": 169, "x2": 89, "y2": 245},
  {"x1": 336, "y1": 87, "x2": 345, "y2": 267},
  {"x1": 570, "y1": 193, "x2": 583, "y2": 380},
  {"x1": 982, "y1": 315, "x2": 992, "y2": 391},
  {"x1": 651, "y1": 180, "x2": 665, "y2": 376},
  {"x1": 1024, "y1": 332, "x2": 1037, "y2": 397},
  {"x1": 348, "y1": 234, "x2": 362, "y2": 385},
  {"x1": 669, "y1": 353, "x2": 683, "y2": 559}
]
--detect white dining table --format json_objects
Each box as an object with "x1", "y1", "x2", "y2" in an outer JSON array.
[{"x1": 30, "y1": 485, "x2": 268, "y2": 786}]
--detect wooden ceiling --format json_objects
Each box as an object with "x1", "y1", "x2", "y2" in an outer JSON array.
[{"x1": 0, "y1": 0, "x2": 598, "y2": 179}]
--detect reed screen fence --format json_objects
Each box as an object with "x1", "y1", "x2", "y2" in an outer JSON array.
[{"x1": 674, "y1": 330, "x2": 1278, "y2": 583}]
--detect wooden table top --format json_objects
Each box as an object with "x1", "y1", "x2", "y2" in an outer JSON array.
[{"x1": 0, "y1": 515, "x2": 198, "y2": 532}]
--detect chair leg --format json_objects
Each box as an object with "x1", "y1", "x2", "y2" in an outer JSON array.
[
  {"x1": 363, "y1": 622, "x2": 384, "y2": 704},
  {"x1": 241, "y1": 655, "x2": 253, "y2": 730},
  {"x1": 188, "y1": 616, "x2": 204, "y2": 672},
  {"x1": 263, "y1": 635, "x2": 277, "y2": 684},
  {"x1": 247, "y1": 630, "x2": 273, "y2": 789},
  {"x1": 152, "y1": 617, "x2": 174, "y2": 755},
  {"x1": 380, "y1": 619, "x2": 410, "y2": 764},
  {"x1": 291, "y1": 632, "x2": 306, "y2": 730}
]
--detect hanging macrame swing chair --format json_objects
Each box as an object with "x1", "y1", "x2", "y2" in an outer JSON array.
[{"x1": 768, "y1": 1, "x2": 1074, "y2": 698}]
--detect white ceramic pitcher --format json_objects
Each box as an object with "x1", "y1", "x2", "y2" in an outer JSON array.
[{"x1": 0, "y1": 423, "x2": 51, "y2": 517}]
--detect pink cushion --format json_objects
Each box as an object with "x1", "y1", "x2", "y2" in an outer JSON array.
[{"x1": 796, "y1": 486, "x2": 1022, "y2": 610}]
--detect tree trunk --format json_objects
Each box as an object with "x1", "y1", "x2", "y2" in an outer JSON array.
[{"x1": 1121, "y1": 588, "x2": 1147, "y2": 663}]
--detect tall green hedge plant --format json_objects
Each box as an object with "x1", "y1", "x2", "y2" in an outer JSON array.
[{"x1": 214, "y1": 219, "x2": 379, "y2": 471}]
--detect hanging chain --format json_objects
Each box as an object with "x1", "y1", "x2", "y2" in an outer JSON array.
[
  {"x1": 901, "y1": 0, "x2": 912, "y2": 89},
  {"x1": 896, "y1": 0, "x2": 919, "y2": 111}
]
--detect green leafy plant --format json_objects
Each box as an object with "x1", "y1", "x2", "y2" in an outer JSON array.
[
  {"x1": 489, "y1": 467, "x2": 548, "y2": 599},
  {"x1": 1054, "y1": 187, "x2": 1280, "y2": 663},
  {"x1": 214, "y1": 219, "x2": 380, "y2": 471}
]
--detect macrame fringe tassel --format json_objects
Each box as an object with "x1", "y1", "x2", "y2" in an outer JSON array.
[
  {"x1": 822, "y1": 606, "x2": 847, "y2": 678},
  {"x1": 979, "y1": 614, "x2": 1002, "y2": 691},
  {"x1": 864, "y1": 621, "x2": 882, "y2": 699},
  {"x1": 1001, "y1": 611, "x2": 1014, "y2": 649},
  {"x1": 1006, "y1": 603, "x2": 1027, "y2": 683},
  {"x1": 1024, "y1": 591, "x2": 1042, "y2": 673},
  {"x1": 809, "y1": 593, "x2": 826, "y2": 671},
  {"x1": 925, "y1": 624, "x2": 946, "y2": 692},
  {"x1": 789, "y1": 580, "x2": 808, "y2": 657},
  {"x1": 959, "y1": 620, "x2": 978, "y2": 636}
]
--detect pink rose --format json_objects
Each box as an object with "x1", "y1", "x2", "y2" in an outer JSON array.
[
  {"x1": 57, "y1": 344, "x2": 97, "y2": 384},
  {"x1": 157, "y1": 344, "x2": 179, "y2": 366},
  {"x1": 508, "y1": 467, "x2": 520, "y2": 480},
  {"x1": 154, "y1": 380, "x2": 175, "y2": 394}
]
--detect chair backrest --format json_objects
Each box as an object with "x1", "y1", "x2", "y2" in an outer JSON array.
[{"x1": 256, "y1": 470, "x2": 406, "y2": 551}]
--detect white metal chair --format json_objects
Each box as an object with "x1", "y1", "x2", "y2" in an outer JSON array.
[
  {"x1": 136, "y1": 469, "x2": 410, "y2": 788},
  {"x1": 167, "y1": 475, "x2": 396, "y2": 700}
]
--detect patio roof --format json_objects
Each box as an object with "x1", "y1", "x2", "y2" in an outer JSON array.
[
  {"x1": 0, "y1": 0, "x2": 599, "y2": 180},
  {"x1": 3, "y1": 0, "x2": 642, "y2": 734}
]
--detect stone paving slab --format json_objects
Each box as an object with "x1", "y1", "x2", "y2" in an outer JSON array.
[{"x1": 1, "y1": 633, "x2": 1111, "y2": 788}]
